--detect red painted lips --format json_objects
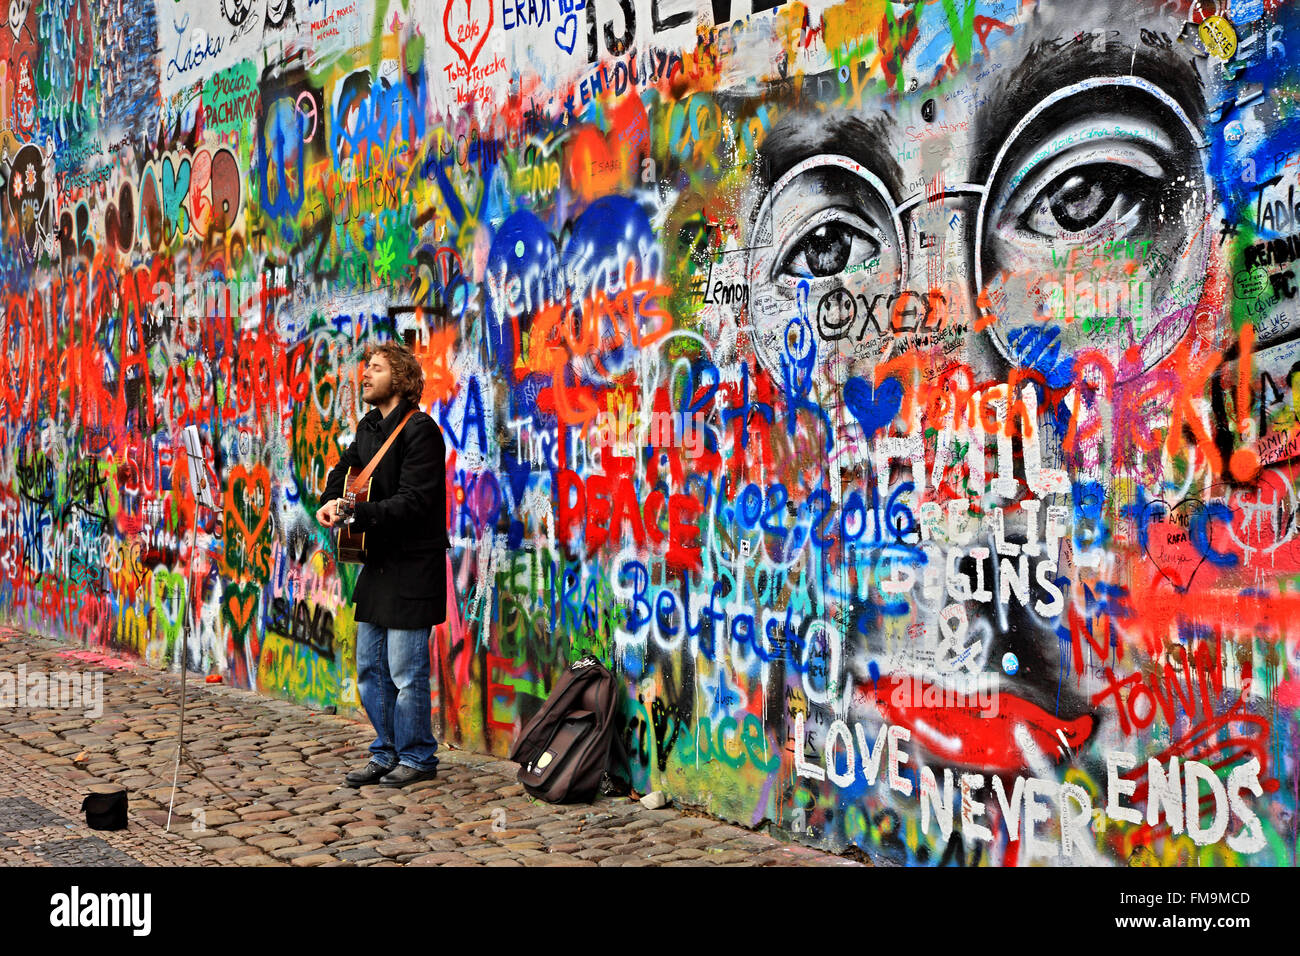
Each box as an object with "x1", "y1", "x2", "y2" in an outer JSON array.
[{"x1": 867, "y1": 672, "x2": 1095, "y2": 772}]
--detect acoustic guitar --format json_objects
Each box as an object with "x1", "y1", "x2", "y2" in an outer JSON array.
[
  {"x1": 335, "y1": 467, "x2": 371, "y2": 563},
  {"x1": 332, "y1": 409, "x2": 416, "y2": 564}
]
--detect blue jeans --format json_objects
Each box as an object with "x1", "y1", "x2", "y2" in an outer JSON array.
[{"x1": 356, "y1": 622, "x2": 439, "y2": 772}]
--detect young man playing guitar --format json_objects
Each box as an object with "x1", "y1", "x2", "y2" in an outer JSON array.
[{"x1": 317, "y1": 342, "x2": 448, "y2": 787}]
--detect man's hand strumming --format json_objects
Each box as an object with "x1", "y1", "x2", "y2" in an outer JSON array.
[{"x1": 317, "y1": 500, "x2": 341, "y2": 528}]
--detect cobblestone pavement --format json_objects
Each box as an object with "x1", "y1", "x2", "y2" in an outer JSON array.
[{"x1": 0, "y1": 628, "x2": 861, "y2": 867}]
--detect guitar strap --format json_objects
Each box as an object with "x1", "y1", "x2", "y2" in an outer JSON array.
[{"x1": 347, "y1": 409, "x2": 417, "y2": 495}]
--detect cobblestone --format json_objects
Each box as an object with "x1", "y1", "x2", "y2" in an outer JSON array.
[{"x1": 0, "y1": 628, "x2": 862, "y2": 868}]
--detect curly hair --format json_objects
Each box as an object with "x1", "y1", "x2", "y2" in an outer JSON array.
[{"x1": 364, "y1": 341, "x2": 425, "y2": 407}]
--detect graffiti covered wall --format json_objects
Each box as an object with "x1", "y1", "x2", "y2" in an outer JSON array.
[{"x1": 2, "y1": 0, "x2": 1299, "y2": 865}]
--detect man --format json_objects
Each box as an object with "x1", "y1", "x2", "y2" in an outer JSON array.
[{"x1": 317, "y1": 342, "x2": 448, "y2": 788}]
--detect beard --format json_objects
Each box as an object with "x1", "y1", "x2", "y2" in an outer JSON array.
[{"x1": 363, "y1": 382, "x2": 398, "y2": 406}]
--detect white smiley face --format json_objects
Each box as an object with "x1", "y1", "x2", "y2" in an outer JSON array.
[{"x1": 9, "y1": 0, "x2": 31, "y2": 40}]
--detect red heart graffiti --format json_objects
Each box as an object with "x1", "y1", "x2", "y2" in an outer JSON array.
[
  {"x1": 227, "y1": 465, "x2": 271, "y2": 559},
  {"x1": 222, "y1": 584, "x2": 260, "y2": 637},
  {"x1": 444, "y1": 0, "x2": 493, "y2": 69}
]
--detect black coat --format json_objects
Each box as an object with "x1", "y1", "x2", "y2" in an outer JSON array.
[{"x1": 322, "y1": 397, "x2": 449, "y2": 628}]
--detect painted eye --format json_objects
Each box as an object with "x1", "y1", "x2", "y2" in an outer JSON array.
[
  {"x1": 779, "y1": 219, "x2": 881, "y2": 279},
  {"x1": 1018, "y1": 163, "x2": 1159, "y2": 238}
]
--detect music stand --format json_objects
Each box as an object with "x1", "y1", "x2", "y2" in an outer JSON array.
[{"x1": 159, "y1": 425, "x2": 237, "y2": 830}]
